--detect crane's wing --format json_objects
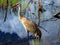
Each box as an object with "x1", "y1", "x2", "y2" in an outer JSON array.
[{"x1": 22, "y1": 18, "x2": 38, "y2": 33}]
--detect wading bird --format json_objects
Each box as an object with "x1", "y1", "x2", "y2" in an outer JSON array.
[{"x1": 13, "y1": 2, "x2": 42, "y2": 39}]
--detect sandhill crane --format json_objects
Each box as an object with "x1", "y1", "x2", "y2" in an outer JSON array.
[{"x1": 13, "y1": 2, "x2": 42, "y2": 39}]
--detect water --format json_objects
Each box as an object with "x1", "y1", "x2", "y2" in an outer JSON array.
[{"x1": 0, "y1": 0, "x2": 60, "y2": 45}]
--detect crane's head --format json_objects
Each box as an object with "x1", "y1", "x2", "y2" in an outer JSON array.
[
  {"x1": 12, "y1": 2, "x2": 21, "y2": 8},
  {"x1": 12, "y1": 2, "x2": 23, "y2": 19},
  {"x1": 34, "y1": 28, "x2": 42, "y2": 39}
]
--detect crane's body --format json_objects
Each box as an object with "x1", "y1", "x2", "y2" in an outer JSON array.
[
  {"x1": 17, "y1": 3, "x2": 42, "y2": 38},
  {"x1": 13, "y1": 1, "x2": 42, "y2": 39},
  {"x1": 19, "y1": 16, "x2": 41, "y2": 38}
]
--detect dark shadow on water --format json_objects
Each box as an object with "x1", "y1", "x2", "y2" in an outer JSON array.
[
  {"x1": 0, "y1": 30, "x2": 60, "y2": 45},
  {"x1": 0, "y1": 30, "x2": 32, "y2": 45}
]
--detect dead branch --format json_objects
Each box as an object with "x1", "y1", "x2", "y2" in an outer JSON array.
[
  {"x1": 41, "y1": 12, "x2": 60, "y2": 23},
  {"x1": 39, "y1": 26, "x2": 49, "y2": 33},
  {"x1": 54, "y1": 12, "x2": 60, "y2": 19},
  {"x1": 4, "y1": 0, "x2": 8, "y2": 22}
]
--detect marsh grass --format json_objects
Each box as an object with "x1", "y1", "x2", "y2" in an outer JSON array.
[
  {"x1": 0, "y1": 0, "x2": 18, "y2": 6},
  {"x1": 32, "y1": 38, "x2": 41, "y2": 45},
  {"x1": 35, "y1": 39, "x2": 40, "y2": 45},
  {"x1": 0, "y1": 0, "x2": 28, "y2": 15},
  {"x1": 43, "y1": 36, "x2": 46, "y2": 45}
]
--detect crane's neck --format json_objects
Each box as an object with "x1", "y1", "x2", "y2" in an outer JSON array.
[{"x1": 18, "y1": 5, "x2": 22, "y2": 19}]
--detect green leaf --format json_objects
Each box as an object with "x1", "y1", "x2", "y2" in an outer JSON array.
[{"x1": 21, "y1": 1, "x2": 28, "y2": 9}]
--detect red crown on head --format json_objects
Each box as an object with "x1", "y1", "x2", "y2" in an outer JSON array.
[{"x1": 12, "y1": 2, "x2": 20, "y2": 8}]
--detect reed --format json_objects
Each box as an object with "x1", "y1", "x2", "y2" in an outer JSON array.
[
  {"x1": 32, "y1": 38, "x2": 41, "y2": 45},
  {"x1": 43, "y1": 36, "x2": 46, "y2": 45}
]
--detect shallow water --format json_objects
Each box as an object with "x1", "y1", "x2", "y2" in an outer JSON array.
[{"x1": 0, "y1": 0, "x2": 60, "y2": 45}]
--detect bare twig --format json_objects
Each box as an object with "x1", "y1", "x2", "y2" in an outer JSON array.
[
  {"x1": 32, "y1": 13, "x2": 38, "y2": 18},
  {"x1": 39, "y1": 26, "x2": 49, "y2": 33},
  {"x1": 41, "y1": 17, "x2": 58, "y2": 23},
  {"x1": 37, "y1": 0, "x2": 40, "y2": 26},
  {"x1": 41, "y1": 12, "x2": 60, "y2": 23},
  {"x1": 54, "y1": 12, "x2": 60, "y2": 19},
  {"x1": 4, "y1": 0, "x2": 8, "y2": 22},
  {"x1": 38, "y1": 0, "x2": 46, "y2": 26}
]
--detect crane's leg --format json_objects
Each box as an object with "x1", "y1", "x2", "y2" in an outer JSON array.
[
  {"x1": 27, "y1": 31, "x2": 29, "y2": 45},
  {"x1": 27, "y1": 31, "x2": 29, "y2": 40}
]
